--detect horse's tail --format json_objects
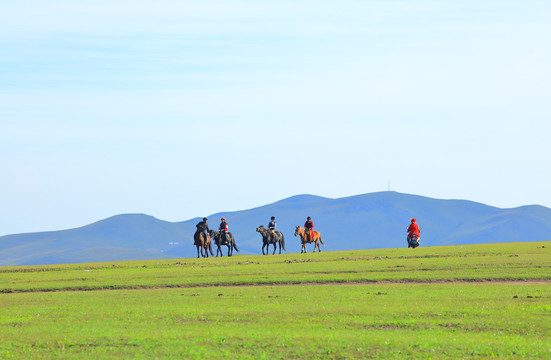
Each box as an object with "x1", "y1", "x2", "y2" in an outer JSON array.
[
  {"x1": 208, "y1": 238, "x2": 214, "y2": 256},
  {"x1": 281, "y1": 233, "x2": 286, "y2": 251},
  {"x1": 319, "y1": 234, "x2": 325, "y2": 246},
  {"x1": 232, "y1": 234, "x2": 240, "y2": 252}
]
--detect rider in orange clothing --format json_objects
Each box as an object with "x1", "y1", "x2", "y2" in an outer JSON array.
[{"x1": 304, "y1": 216, "x2": 314, "y2": 241}]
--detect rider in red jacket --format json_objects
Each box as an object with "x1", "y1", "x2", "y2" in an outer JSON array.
[
  {"x1": 304, "y1": 217, "x2": 314, "y2": 241},
  {"x1": 219, "y1": 217, "x2": 229, "y2": 244},
  {"x1": 407, "y1": 218, "x2": 420, "y2": 239}
]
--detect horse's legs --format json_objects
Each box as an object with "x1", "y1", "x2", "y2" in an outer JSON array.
[
  {"x1": 272, "y1": 243, "x2": 276, "y2": 255},
  {"x1": 196, "y1": 245, "x2": 200, "y2": 258}
]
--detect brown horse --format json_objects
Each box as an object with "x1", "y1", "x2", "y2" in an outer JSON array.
[
  {"x1": 294, "y1": 226, "x2": 325, "y2": 253},
  {"x1": 193, "y1": 230, "x2": 214, "y2": 258}
]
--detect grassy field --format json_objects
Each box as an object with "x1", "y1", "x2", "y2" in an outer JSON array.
[{"x1": 0, "y1": 242, "x2": 550, "y2": 359}]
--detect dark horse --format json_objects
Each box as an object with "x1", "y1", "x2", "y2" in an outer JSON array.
[
  {"x1": 209, "y1": 230, "x2": 240, "y2": 257},
  {"x1": 256, "y1": 225, "x2": 286, "y2": 255},
  {"x1": 193, "y1": 230, "x2": 214, "y2": 258}
]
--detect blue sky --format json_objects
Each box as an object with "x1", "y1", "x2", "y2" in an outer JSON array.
[{"x1": 1, "y1": 1, "x2": 550, "y2": 235}]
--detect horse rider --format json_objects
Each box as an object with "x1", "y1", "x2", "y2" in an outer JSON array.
[
  {"x1": 196, "y1": 217, "x2": 210, "y2": 241},
  {"x1": 304, "y1": 216, "x2": 314, "y2": 241},
  {"x1": 407, "y1": 218, "x2": 421, "y2": 243},
  {"x1": 219, "y1": 217, "x2": 229, "y2": 244},
  {"x1": 268, "y1": 216, "x2": 276, "y2": 235}
]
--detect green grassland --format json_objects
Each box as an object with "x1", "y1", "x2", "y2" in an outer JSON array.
[{"x1": 1, "y1": 242, "x2": 550, "y2": 359}]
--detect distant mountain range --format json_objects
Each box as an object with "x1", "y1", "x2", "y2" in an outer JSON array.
[{"x1": 1, "y1": 192, "x2": 550, "y2": 266}]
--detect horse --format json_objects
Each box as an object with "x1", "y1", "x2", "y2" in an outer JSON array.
[
  {"x1": 209, "y1": 230, "x2": 240, "y2": 257},
  {"x1": 193, "y1": 230, "x2": 214, "y2": 258},
  {"x1": 294, "y1": 225, "x2": 325, "y2": 253},
  {"x1": 256, "y1": 225, "x2": 286, "y2": 255}
]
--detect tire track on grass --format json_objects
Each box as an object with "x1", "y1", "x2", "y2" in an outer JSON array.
[{"x1": 1, "y1": 278, "x2": 550, "y2": 294}]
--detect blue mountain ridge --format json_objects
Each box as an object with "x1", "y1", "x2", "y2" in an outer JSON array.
[{"x1": 1, "y1": 192, "x2": 550, "y2": 266}]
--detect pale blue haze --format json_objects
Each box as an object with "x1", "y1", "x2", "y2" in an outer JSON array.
[{"x1": 1, "y1": 1, "x2": 550, "y2": 235}]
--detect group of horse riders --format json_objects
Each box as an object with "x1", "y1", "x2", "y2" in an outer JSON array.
[
  {"x1": 195, "y1": 217, "x2": 228, "y2": 244},
  {"x1": 195, "y1": 216, "x2": 317, "y2": 243},
  {"x1": 196, "y1": 216, "x2": 421, "y2": 247}
]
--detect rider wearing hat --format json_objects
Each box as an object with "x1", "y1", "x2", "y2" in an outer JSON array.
[
  {"x1": 407, "y1": 218, "x2": 421, "y2": 243},
  {"x1": 219, "y1": 217, "x2": 229, "y2": 244},
  {"x1": 304, "y1": 216, "x2": 314, "y2": 241},
  {"x1": 195, "y1": 217, "x2": 210, "y2": 243},
  {"x1": 268, "y1": 216, "x2": 276, "y2": 234}
]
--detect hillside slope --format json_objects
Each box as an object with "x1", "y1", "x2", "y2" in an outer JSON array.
[{"x1": 1, "y1": 192, "x2": 550, "y2": 265}]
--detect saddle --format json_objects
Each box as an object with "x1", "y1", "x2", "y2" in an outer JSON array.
[{"x1": 220, "y1": 232, "x2": 230, "y2": 245}]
